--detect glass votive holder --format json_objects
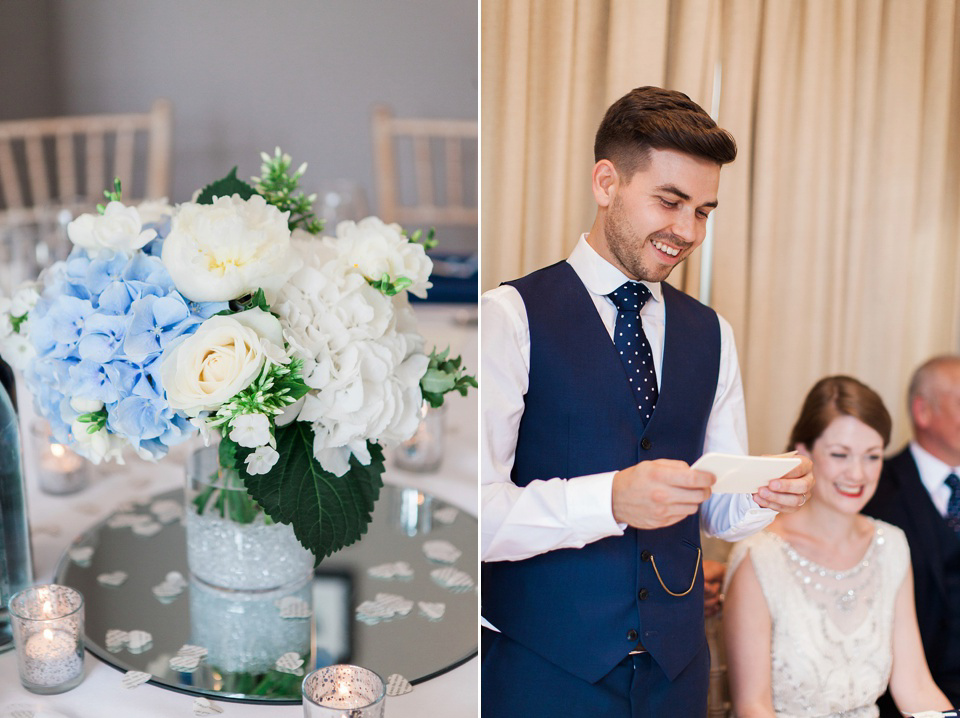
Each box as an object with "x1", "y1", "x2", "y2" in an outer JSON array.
[
  {"x1": 393, "y1": 401, "x2": 445, "y2": 473},
  {"x1": 302, "y1": 664, "x2": 386, "y2": 717},
  {"x1": 31, "y1": 420, "x2": 89, "y2": 495},
  {"x1": 8, "y1": 584, "x2": 85, "y2": 693}
]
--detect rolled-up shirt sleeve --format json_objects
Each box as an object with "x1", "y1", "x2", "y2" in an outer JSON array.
[
  {"x1": 699, "y1": 315, "x2": 776, "y2": 540},
  {"x1": 480, "y1": 286, "x2": 624, "y2": 562}
]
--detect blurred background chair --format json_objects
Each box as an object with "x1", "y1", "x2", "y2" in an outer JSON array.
[
  {"x1": 372, "y1": 105, "x2": 477, "y2": 305},
  {"x1": 0, "y1": 99, "x2": 171, "y2": 293}
]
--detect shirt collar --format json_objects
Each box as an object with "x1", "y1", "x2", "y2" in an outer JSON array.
[
  {"x1": 567, "y1": 234, "x2": 663, "y2": 303},
  {"x1": 909, "y1": 440, "x2": 958, "y2": 494}
]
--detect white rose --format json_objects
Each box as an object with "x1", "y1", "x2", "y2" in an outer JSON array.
[
  {"x1": 161, "y1": 194, "x2": 301, "y2": 302},
  {"x1": 160, "y1": 308, "x2": 286, "y2": 416},
  {"x1": 334, "y1": 217, "x2": 433, "y2": 298},
  {"x1": 67, "y1": 201, "x2": 156, "y2": 258}
]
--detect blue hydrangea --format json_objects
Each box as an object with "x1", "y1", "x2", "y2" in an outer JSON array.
[{"x1": 24, "y1": 245, "x2": 228, "y2": 458}]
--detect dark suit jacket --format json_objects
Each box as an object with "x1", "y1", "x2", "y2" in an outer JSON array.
[{"x1": 864, "y1": 445, "x2": 960, "y2": 714}]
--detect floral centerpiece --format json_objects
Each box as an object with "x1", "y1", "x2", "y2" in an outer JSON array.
[{"x1": 0, "y1": 149, "x2": 475, "y2": 564}]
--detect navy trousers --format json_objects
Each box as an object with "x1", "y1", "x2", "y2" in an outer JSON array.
[{"x1": 481, "y1": 629, "x2": 710, "y2": 717}]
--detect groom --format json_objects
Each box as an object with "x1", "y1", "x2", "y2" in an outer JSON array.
[{"x1": 480, "y1": 86, "x2": 814, "y2": 716}]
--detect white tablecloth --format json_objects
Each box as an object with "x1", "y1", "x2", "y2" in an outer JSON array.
[{"x1": 0, "y1": 304, "x2": 478, "y2": 718}]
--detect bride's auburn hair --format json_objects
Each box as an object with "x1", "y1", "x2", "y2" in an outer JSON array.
[{"x1": 788, "y1": 375, "x2": 892, "y2": 452}]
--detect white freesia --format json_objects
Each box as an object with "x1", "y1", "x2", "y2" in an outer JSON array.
[
  {"x1": 334, "y1": 217, "x2": 433, "y2": 298},
  {"x1": 161, "y1": 194, "x2": 300, "y2": 302},
  {"x1": 10, "y1": 285, "x2": 39, "y2": 317},
  {"x1": 0, "y1": 333, "x2": 34, "y2": 370},
  {"x1": 160, "y1": 308, "x2": 287, "y2": 416},
  {"x1": 70, "y1": 419, "x2": 125, "y2": 465},
  {"x1": 69, "y1": 397, "x2": 104, "y2": 414},
  {"x1": 229, "y1": 413, "x2": 272, "y2": 448},
  {"x1": 245, "y1": 445, "x2": 279, "y2": 475},
  {"x1": 67, "y1": 201, "x2": 156, "y2": 258}
]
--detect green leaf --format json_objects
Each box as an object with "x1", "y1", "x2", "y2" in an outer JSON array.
[
  {"x1": 219, "y1": 438, "x2": 239, "y2": 471},
  {"x1": 420, "y1": 368, "x2": 457, "y2": 394},
  {"x1": 239, "y1": 423, "x2": 384, "y2": 564},
  {"x1": 196, "y1": 167, "x2": 260, "y2": 205}
]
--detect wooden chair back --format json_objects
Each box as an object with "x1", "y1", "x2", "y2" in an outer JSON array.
[
  {"x1": 371, "y1": 105, "x2": 477, "y2": 229},
  {"x1": 0, "y1": 99, "x2": 172, "y2": 227}
]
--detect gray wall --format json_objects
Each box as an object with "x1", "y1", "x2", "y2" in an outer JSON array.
[{"x1": 0, "y1": 0, "x2": 477, "y2": 251}]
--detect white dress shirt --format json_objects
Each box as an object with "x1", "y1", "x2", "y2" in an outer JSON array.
[
  {"x1": 481, "y1": 236, "x2": 775, "y2": 562},
  {"x1": 908, "y1": 440, "x2": 959, "y2": 516}
]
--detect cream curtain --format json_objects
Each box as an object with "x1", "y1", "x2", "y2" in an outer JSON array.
[{"x1": 481, "y1": 0, "x2": 960, "y2": 454}]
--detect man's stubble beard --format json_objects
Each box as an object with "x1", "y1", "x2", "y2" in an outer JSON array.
[{"x1": 604, "y1": 194, "x2": 683, "y2": 284}]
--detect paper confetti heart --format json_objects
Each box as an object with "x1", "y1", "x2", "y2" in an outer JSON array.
[
  {"x1": 386, "y1": 673, "x2": 414, "y2": 696},
  {"x1": 356, "y1": 593, "x2": 415, "y2": 625},
  {"x1": 176, "y1": 644, "x2": 209, "y2": 660},
  {"x1": 433, "y1": 506, "x2": 459, "y2": 524},
  {"x1": 97, "y1": 571, "x2": 128, "y2": 587},
  {"x1": 126, "y1": 629, "x2": 153, "y2": 653},
  {"x1": 274, "y1": 652, "x2": 305, "y2": 676},
  {"x1": 430, "y1": 567, "x2": 475, "y2": 592},
  {"x1": 105, "y1": 629, "x2": 129, "y2": 652},
  {"x1": 418, "y1": 601, "x2": 446, "y2": 621},
  {"x1": 169, "y1": 654, "x2": 200, "y2": 673},
  {"x1": 74, "y1": 501, "x2": 101, "y2": 515},
  {"x1": 422, "y1": 539, "x2": 462, "y2": 564},
  {"x1": 367, "y1": 561, "x2": 414, "y2": 580},
  {"x1": 192, "y1": 697, "x2": 224, "y2": 716},
  {"x1": 152, "y1": 571, "x2": 188, "y2": 603},
  {"x1": 107, "y1": 513, "x2": 151, "y2": 529},
  {"x1": 149, "y1": 499, "x2": 183, "y2": 524},
  {"x1": 68, "y1": 546, "x2": 94, "y2": 566},
  {"x1": 122, "y1": 670, "x2": 152, "y2": 689},
  {"x1": 275, "y1": 596, "x2": 312, "y2": 619},
  {"x1": 131, "y1": 521, "x2": 163, "y2": 537}
]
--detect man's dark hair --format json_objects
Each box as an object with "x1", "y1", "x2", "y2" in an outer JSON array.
[{"x1": 594, "y1": 86, "x2": 737, "y2": 178}]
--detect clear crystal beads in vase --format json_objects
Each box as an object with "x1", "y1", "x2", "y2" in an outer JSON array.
[{"x1": 184, "y1": 444, "x2": 314, "y2": 591}]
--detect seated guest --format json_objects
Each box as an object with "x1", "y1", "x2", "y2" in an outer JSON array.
[
  {"x1": 724, "y1": 376, "x2": 951, "y2": 717},
  {"x1": 865, "y1": 356, "x2": 960, "y2": 714}
]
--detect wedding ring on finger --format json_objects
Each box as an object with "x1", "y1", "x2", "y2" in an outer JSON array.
[{"x1": 799, "y1": 493, "x2": 807, "y2": 506}]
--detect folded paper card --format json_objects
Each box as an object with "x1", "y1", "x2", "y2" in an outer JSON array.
[{"x1": 691, "y1": 453, "x2": 801, "y2": 494}]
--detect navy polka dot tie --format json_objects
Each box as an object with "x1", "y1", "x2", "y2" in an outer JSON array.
[
  {"x1": 946, "y1": 473, "x2": 960, "y2": 536},
  {"x1": 608, "y1": 281, "x2": 658, "y2": 426}
]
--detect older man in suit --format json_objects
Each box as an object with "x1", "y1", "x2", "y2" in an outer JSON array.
[{"x1": 865, "y1": 355, "x2": 960, "y2": 714}]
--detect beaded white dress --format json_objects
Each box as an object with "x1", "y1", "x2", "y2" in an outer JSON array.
[{"x1": 726, "y1": 520, "x2": 909, "y2": 718}]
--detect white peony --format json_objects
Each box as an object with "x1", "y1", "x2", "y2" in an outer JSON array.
[
  {"x1": 67, "y1": 201, "x2": 156, "y2": 258},
  {"x1": 245, "y1": 445, "x2": 279, "y2": 475},
  {"x1": 161, "y1": 194, "x2": 301, "y2": 303},
  {"x1": 229, "y1": 413, "x2": 272, "y2": 448},
  {"x1": 333, "y1": 217, "x2": 433, "y2": 298},
  {"x1": 160, "y1": 308, "x2": 287, "y2": 416}
]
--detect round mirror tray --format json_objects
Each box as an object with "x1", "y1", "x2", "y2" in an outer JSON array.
[{"x1": 55, "y1": 484, "x2": 477, "y2": 704}]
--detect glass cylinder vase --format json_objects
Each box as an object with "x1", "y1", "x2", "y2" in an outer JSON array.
[{"x1": 184, "y1": 444, "x2": 314, "y2": 591}]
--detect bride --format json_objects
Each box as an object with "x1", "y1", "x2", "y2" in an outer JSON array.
[{"x1": 723, "y1": 376, "x2": 951, "y2": 717}]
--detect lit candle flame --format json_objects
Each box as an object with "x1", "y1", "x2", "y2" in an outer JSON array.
[
  {"x1": 50, "y1": 443, "x2": 66, "y2": 458},
  {"x1": 43, "y1": 628, "x2": 53, "y2": 640}
]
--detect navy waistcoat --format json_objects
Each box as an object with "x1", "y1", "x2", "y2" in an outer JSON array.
[{"x1": 481, "y1": 261, "x2": 721, "y2": 684}]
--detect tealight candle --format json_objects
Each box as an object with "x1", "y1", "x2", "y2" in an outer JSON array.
[
  {"x1": 31, "y1": 421, "x2": 89, "y2": 495},
  {"x1": 302, "y1": 665, "x2": 386, "y2": 717},
  {"x1": 9, "y1": 585, "x2": 85, "y2": 694}
]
